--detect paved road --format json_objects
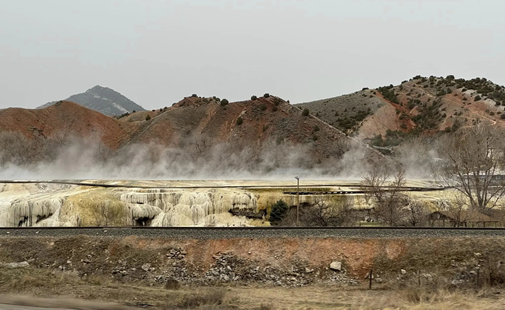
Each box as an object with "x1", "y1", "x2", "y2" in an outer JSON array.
[{"x1": 0, "y1": 306, "x2": 71, "y2": 310}]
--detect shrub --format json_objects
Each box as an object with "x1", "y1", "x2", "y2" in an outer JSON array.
[
  {"x1": 475, "y1": 96, "x2": 482, "y2": 101},
  {"x1": 313, "y1": 125, "x2": 320, "y2": 132},
  {"x1": 145, "y1": 115, "x2": 151, "y2": 121},
  {"x1": 165, "y1": 278, "x2": 180, "y2": 290},
  {"x1": 220, "y1": 98, "x2": 229, "y2": 106},
  {"x1": 260, "y1": 104, "x2": 267, "y2": 111},
  {"x1": 501, "y1": 114, "x2": 505, "y2": 120},
  {"x1": 302, "y1": 108, "x2": 310, "y2": 116},
  {"x1": 191, "y1": 94, "x2": 198, "y2": 98},
  {"x1": 272, "y1": 106, "x2": 278, "y2": 112},
  {"x1": 269, "y1": 200, "x2": 288, "y2": 225},
  {"x1": 236, "y1": 117, "x2": 243, "y2": 125},
  {"x1": 251, "y1": 95, "x2": 258, "y2": 100},
  {"x1": 263, "y1": 93, "x2": 270, "y2": 98}
]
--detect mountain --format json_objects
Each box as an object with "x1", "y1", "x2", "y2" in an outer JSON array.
[
  {"x1": 297, "y1": 75, "x2": 505, "y2": 148},
  {"x1": 38, "y1": 85, "x2": 146, "y2": 116},
  {"x1": 0, "y1": 95, "x2": 385, "y2": 175}
]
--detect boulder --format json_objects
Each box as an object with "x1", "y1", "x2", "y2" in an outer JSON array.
[
  {"x1": 330, "y1": 261, "x2": 342, "y2": 271},
  {"x1": 141, "y1": 263, "x2": 151, "y2": 272}
]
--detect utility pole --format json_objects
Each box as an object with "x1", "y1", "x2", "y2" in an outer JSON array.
[{"x1": 295, "y1": 176, "x2": 300, "y2": 226}]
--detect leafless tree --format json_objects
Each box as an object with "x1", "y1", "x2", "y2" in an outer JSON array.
[
  {"x1": 278, "y1": 195, "x2": 358, "y2": 227},
  {"x1": 302, "y1": 196, "x2": 357, "y2": 227},
  {"x1": 435, "y1": 124, "x2": 505, "y2": 214},
  {"x1": 361, "y1": 166, "x2": 410, "y2": 226},
  {"x1": 405, "y1": 198, "x2": 428, "y2": 227}
]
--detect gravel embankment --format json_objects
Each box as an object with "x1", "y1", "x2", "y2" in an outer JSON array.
[{"x1": 1, "y1": 227, "x2": 505, "y2": 239}]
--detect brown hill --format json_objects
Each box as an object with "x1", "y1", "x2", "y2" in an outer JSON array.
[
  {"x1": 0, "y1": 96, "x2": 384, "y2": 174},
  {"x1": 0, "y1": 101, "x2": 132, "y2": 149},
  {"x1": 297, "y1": 75, "x2": 505, "y2": 148}
]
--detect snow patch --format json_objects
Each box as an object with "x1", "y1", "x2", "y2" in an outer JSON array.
[{"x1": 110, "y1": 102, "x2": 129, "y2": 113}]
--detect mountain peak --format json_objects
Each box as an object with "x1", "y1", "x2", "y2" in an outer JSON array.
[{"x1": 38, "y1": 86, "x2": 146, "y2": 116}]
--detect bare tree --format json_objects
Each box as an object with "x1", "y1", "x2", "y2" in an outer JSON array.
[
  {"x1": 361, "y1": 166, "x2": 409, "y2": 226},
  {"x1": 435, "y1": 124, "x2": 505, "y2": 214},
  {"x1": 405, "y1": 198, "x2": 428, "y2": 227},
  {"x1": 277, "y1": 196, "x2": 358, "y2": 227},
  {"x1": 302, "y1": 196, "x2": 357, "y2": 227}
]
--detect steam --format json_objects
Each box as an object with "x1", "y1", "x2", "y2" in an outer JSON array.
[{"x1": 0, "y1": 132, "x2": 384, "y2": 180}]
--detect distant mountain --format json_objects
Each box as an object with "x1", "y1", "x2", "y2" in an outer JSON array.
[{"x1": 38, "y1": 85, "x2": 145, "y2": 116}]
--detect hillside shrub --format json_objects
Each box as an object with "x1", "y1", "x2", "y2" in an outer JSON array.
[
  {"x1": 236, "y1": 117, "x2": 243, "y2": 125},
  {"x1": 302, "y1": 108, "x2": 310, "y2": 116},
  {"x1": 145, "y1": 115, "x2": 151, "y2": 121},
  {"x1": 251, "y1": 95, "x2": 258, "y2": 100},
  {"x1": 272, "y1": 106, "x2": 278, "y2": 112},
  {"x1": 269, "y1": 200, "x2": 288, "y2": 225},
  {"x1": 260, "y1": 104, "x2": 267, "y2": 111},
  {"x1": 475, "y1": 96, "x2": 482, "y2": 101},
  {"x1": 264, "y1": 93, "x2": 270, "y2": 98},
  {"x1": 191, "y1": 94, "x2": 198, "y2": 98},
  {"x1": 220, "y1": 98, "x2": 229, "y2": 106},
  {"x1": 378, "y1": 86, "x2": 399, "y2": 104}
]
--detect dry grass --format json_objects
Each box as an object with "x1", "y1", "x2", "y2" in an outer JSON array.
[
  {"x1": 2, "y1": 265, "x2": 505, "y2": 310},
  {"x1": 160, "y1": 288, "x2": 231, "y2": 309}
]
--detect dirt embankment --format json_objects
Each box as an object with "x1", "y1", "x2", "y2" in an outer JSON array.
[{"x1": 2, "y1": 235, "x2": 505, "y2": 288}]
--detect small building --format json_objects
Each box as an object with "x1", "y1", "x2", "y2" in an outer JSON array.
[{"x1": 427, "y1": 210, "x2": 500, "y2": 228}]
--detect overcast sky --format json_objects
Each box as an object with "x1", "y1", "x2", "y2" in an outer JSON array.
[{"x1": 1, "y1": 0, "x2": 504, "y2": 110}]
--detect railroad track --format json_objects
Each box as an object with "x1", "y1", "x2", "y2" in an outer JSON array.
[{"x1": 1, "y1": 226, "x2": 505, "y2": 239}]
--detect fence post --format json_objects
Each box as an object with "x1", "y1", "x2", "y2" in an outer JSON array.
[{"x1": 369, "y1": 269, "x2": 373, "y2": 290}]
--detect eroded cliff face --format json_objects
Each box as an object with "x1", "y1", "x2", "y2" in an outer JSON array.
[{"x1": 0, "y1": 183, "x2": 261, "y2": 227}]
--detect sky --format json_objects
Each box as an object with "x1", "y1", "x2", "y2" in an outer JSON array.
[{"x1": 1, "y1": 0, "x2": 504, "y2": 110}]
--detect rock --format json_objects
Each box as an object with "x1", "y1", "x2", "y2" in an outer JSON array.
[
  {"x1": 452, "y1": 279, "x2": 465, "y2": 285},
  {"x1": 330, "y1": 261, "x2": 342, "y2": 271},
  {"x1": 375, "y1": 278, "x2": 383, "y2": 283},
  {"x1": 305, "y1": 267, "x2": 314, "y2": 273},
  {"x1": 141, "y1": 263, "x2": 151, "y2": 272},
  {"x1": 3, "y1": 261, "x2": 29, "y2": 269},
  {"x1": 401, "y1": 269, "x2": 407, "y2": 275}
]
